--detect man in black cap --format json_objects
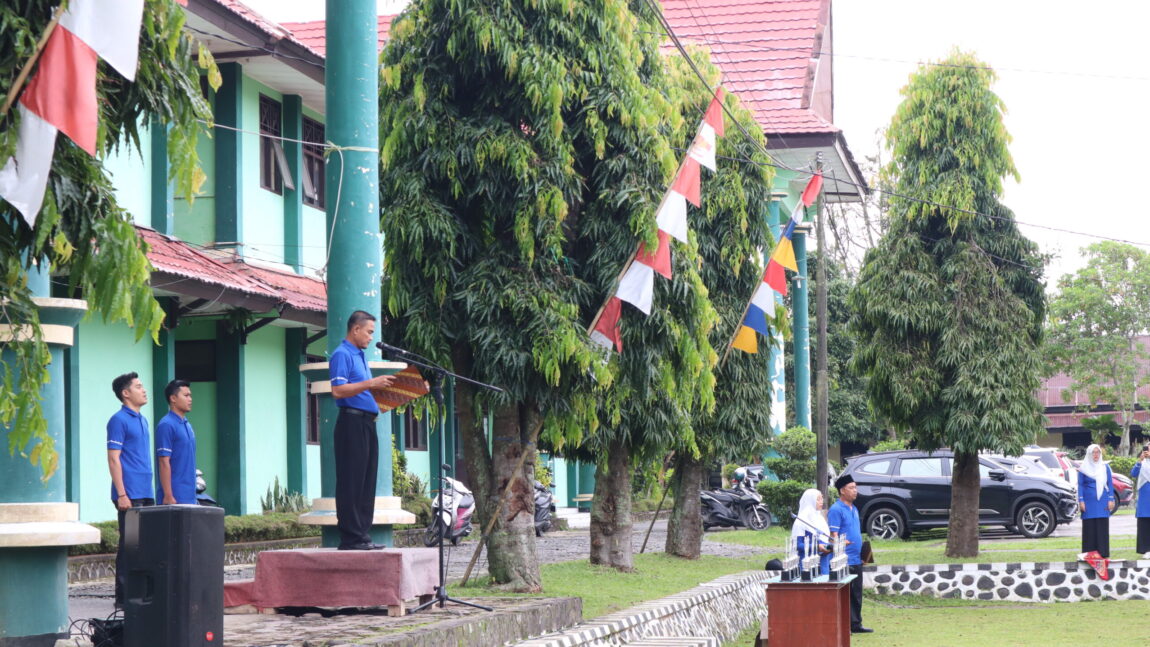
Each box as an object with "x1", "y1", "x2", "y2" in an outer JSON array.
[{"x1": 828, "y1": 473, "x2": 871, "y2": 634}]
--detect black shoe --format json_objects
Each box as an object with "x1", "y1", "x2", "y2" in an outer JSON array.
[
  {"x1": 338, "y1": 542, "x2": 382, "y2": 551},
  {"x1": 851, "y1": 626, "x2": 874, "y2": 634}
]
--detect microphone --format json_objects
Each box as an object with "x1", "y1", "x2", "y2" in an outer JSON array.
[{"x1": 375, "y1": 341, "x2": 407, "y2": 358}]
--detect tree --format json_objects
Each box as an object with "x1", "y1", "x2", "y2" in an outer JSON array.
[
  {"x1": 784, "y1": 252, "x2": 885, "y2": 449},
  {"x1": 848, "y1": 51, "x2": 1046, "y2": 558},
  {"x1": 377, "y1": 0, "x2": 687, "y2": 589},
  {"x1": 654, "y1": 52, "x2": 777, "y2": 560},
  {"x1": 1045, "y1": 241, "x2": 1150, "y2": 455},
  {"x1": 1, "y1": 0, "x2": 212, "y2": 478}
]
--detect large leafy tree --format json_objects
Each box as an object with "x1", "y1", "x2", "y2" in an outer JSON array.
[
  {"x1": 849, "y1": 51, "x2": 1046, "y2": 557},
  {"x1": 377, "y1": 0, "x2": 684, "y2": 589},
  {"x1": 1, "y1": 0, "x2": 211, "y2": 478},
  {"x1": 654, "y1": 53, "x2": 777, "y2": 560},
  {"x1": 1046, "y1": 241, "x2": 1150, "y2": 455}
]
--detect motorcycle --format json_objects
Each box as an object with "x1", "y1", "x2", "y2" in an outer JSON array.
[
  {"x1": 195, "y1": 469, "x2": 219, "y2": 507},
  {"x1": 424, "y1": 476, "x2": 475, "y2": 547},
  {"x1": 701, "y1": 477, "x2": 771, "y2": 531},
  {"x1": 533, "y1": 480, "x2": 555, "y2": 536}
]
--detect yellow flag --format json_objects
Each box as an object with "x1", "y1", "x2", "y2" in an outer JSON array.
[{"x1": 732, "y1": 325, "x2": 758, "y2": 354}]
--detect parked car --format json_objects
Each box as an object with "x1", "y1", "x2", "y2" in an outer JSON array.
[
  {"x1": 1023, "y1": 446, "x2": 1078, "y2": 487},
  {"x1": 982, "y1": 454, "x2": 1050, "y2": 478},
  {"x1": 841, "y1": 449, "x2": 1079, "y2": 540},
  {"x1": 1069, "y1": 459, "x2": 1134, "y2": 508}
]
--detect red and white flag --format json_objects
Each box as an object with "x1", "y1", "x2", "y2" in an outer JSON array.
[{"x1": 0, "y1": 0, "x2": 145, "y2": 227}]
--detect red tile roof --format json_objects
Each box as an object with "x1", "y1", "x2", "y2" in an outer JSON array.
[
  {"x1": 281, "y1": 15, "x2": 397, "y2": 57},
  {"x1": 211, "y1": 0, "x2": 323, "y2": 58},
  {"x1": 227, "y1": 260, "x2": 327, "y2": 314},
  {"x1": 660, "y1": 0, "x2": 837, "y2": 135}
]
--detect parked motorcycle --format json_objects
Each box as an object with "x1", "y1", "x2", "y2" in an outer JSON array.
[
  {"x1": 533, "y1": 480, "x2": 555, "y2": 536},
  {"x1": 195, "y1": 469, "x2": 219, "y2": 507},
  {"x1": 701, "y1": 469, "x2": 771, "y2": 531},
  {"x1": 424, "y1": 476, "x2": 475, "y2": 547}
]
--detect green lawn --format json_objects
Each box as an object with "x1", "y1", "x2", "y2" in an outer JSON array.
[
  {"x1": 710, "y1": 528, "x2": 1143, "y2": 565},
  {"x1": 457, "y1": 552, "x2": 762, "y2": 619}
]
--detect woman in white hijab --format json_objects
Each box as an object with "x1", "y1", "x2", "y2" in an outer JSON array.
[
  {"x1": 1130, "y1": 444, "x2": 1150, "y2": 558},
  {"x1": 792, "y1": 488, "x2": 832, "y2": 575},
  {"x1": 1077, "y1": 444, "x2": 1116, "y2": 558}
]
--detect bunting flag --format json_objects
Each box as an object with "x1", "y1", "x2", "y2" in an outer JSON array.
[
  {"x1": 0, "y1": 0, "x2": 145, "y2": 227},
  {"x1": 729, "y1": 173, "x2": 823, "y2": 355},
  {"x1": 588, "y1": 88, "x2": 726, "y2": 353}
]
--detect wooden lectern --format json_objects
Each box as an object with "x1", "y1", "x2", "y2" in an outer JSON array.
[{"x1": 762, "y1": 576, "x2": 853, "y2": 647}]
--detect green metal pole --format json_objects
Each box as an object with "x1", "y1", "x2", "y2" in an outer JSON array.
[
  {"x1": 792, "y1": 230, "x2": 811, "y2": 430},
  {"x1": 320, "y1": 0, "x2": 395, "y2": 547}
]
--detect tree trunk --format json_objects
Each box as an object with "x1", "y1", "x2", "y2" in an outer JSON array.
[
  {"x1": 665, "y1": 452, "x2": 704, "y2": 559},
  {"x1": 589, "y1": 438, "x2": 633, "y2": 570},
  {"x1": 945, "y1": 451, "x2": 980, "y2": 558}
]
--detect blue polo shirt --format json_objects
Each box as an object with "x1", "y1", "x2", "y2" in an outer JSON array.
[
  {"x1": 828, "y1": 500, "x2": 863, "y2": 566},
  {"x1": 330, "y1": 339, "x2": 379, "y2": 414},
  {"x1": 106, "y1": 405, "x2": 153, "y2": 501},
  {"x1": 154, "y1": 410, "x2": 198, "y2": 504}
]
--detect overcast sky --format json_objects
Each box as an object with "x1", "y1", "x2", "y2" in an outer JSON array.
[{"x1": 244, "y1": 0, "x2": 1150, "y2": 286}]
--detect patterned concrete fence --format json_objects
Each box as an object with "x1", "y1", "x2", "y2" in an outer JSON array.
[
  {"x1": 865, "y1": 560, "x2": 1150, "y2": 602},
  {"x1": 514, "y1": 570, "x2": 770, "y2": 646}
]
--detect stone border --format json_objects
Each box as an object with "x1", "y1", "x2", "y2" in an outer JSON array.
[
  {"x1": 865, "y1": 560, "x2": 1150, "y2": 602},
  {"x1": 513, "y1": 570, "x2": 769, "y2": 646}
]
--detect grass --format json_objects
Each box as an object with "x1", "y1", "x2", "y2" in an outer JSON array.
[
  {"x1": 456, "y1": 552, "x2": 762, "y2": 619},
  {"x1": 711, "y1": 527, "x2": 1143, "y2": 565}
]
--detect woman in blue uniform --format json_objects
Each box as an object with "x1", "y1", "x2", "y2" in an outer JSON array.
[
  {"x1": 1078, "y1": 444, "x2": 1116, "y2": 558},
  {"x1": 1131, "y1": 445, "x2": 1150, "y2": 558},
  {"x1": 792, "y1": 488, "x2": 831, "y2": 575}
]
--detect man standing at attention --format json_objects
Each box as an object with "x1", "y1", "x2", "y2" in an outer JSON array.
[
  {"x1": 107, "y1": 371, "x2": 154, "y2": 608},
  {"x1": 155, "y1": 379, "x2": 197, "y2": 504},
  {"x1": 329, "y1": 310, "x2": 395, "y2": 550},
  {"x1": 828, "y1": 474, "x2": 872, "y2": 634}
]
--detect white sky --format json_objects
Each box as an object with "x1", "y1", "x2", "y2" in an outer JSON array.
[{"x1": 244, "y1": 0, "x2": 1150, "y2": 286}]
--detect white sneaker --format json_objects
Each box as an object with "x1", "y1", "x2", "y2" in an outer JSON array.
[{"x1": 1142, "y1": 552, "x2": 1150, "y2": 559}]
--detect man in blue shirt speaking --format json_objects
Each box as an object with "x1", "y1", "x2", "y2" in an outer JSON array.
[
  {"x1": 828, "y1": 473, "x2": 872, "y2": 634},
  {"x1": 106, "y1": 371, "x2": 154, "y2": 608},
  {"x1": 329, "y1": 310, "x2": 396, "y2": 550},
  {"x1": 155, "y1": 379, "x2": 197, "y2": 504}
]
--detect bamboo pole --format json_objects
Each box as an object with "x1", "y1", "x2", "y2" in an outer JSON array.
[{"x1": 0, "y1": 3, "x2": 69, "y2": 119}]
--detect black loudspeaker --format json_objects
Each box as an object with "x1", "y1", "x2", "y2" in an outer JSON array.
[{"x1": 122, "y1": 505, "x2": 224, "y2": 647}]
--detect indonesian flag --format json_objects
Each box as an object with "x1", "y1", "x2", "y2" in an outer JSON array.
[
  {"x1": 687, "y1": 89, "x2": 725, "y2": 172},
  {"x1": 655, "y1": 191, "x2": 689, "y2": 244},
  {"x1": 0, "y1": 0, "x2": 145, "y2": 227},
  {"x1": 591, "y1": 296, "x2": 624, "y2": 352}
]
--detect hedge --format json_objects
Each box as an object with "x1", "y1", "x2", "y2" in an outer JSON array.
[
  {"x1": 67, "y1": 512, "x2": 321, "y2": 556},
  {"x1": 1110, "y1": 456, "x2": 1138, "y2": 478},
  {"x1": 757, "y1": 480, "x2": 811, "y2": 528}
]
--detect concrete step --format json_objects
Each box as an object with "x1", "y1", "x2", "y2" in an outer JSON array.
[{"x1": 627, "y1": 638, "x2": 719, "y2": 647}]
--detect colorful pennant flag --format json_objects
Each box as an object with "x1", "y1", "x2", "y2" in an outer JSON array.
[
  {"x1": 728, "y1": 173, "x2": 823, "y2": 356},
  {"x1": 0, "y1": 0, "x2": 145, "y2": 227},
  {"x1": 588, "y1": 88, "x2": 727, "y2": 353}
]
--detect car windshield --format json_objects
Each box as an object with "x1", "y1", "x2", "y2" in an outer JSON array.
[{"x1": 1027, "y1": 453, "x2": 1059, "y2": 469}]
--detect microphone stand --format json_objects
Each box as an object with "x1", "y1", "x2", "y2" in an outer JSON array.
[{"x1": 376, "y1": 342, "x2": 500, "y2": 614}]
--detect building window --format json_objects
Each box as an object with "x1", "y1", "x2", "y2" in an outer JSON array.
[
  {"x1": 302, "y1": 117, "x2": 325, "y2": 209},
  {"x1": 404, "y1": 409, "x2": 428, "y2": 451},
  {"x1": 259, "y1": 95, "x2": 294, "y2": 194},
  {"x1": 306, "y1": 390, "x2": 320, "y2": 444},
  {"x1": 175, "y1": 340, "x2": 217, "y2": 382}
]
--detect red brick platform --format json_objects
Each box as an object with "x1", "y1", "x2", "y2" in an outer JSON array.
[{"x1": 224, "y1": 547, "x2": 439, "y2": 615}]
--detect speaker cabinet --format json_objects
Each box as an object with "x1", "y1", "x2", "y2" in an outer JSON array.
[{"x1": 122, "y1": 505, "x2": 224, "y2": 647}]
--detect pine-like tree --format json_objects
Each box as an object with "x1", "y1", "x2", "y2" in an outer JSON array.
[{"x1": 849, "y1": 51, "x2": 1046, "y2": 557}]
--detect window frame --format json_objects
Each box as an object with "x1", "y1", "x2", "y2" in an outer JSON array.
[
  {"x1": 259, "y1": 95, "x2": 294, "y2": 194},
  {"x1": 301, "y1": 116, "x2": 325, "y2": 209}
]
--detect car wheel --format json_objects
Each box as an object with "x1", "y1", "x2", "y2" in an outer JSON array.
[
  {"x1": 865, "y1": 507, "x2": 905, "y2": 540},
  {"x1": 1015, "y1": 501, "x2": 1055, "y2": 539}
]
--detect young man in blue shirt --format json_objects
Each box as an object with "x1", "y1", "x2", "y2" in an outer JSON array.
[
  {"x1": 155, "y1": 379, "x2": 197, "y2": 504},
  {"x1": 329, "y1": 310, "x2": 396, "y2": 550},
  {"x1": 828, "y1": 473, "x2": 872, "y2": 634},
  {"x1": 106, "y1": 371, "x2": 154, "y2": 608}
]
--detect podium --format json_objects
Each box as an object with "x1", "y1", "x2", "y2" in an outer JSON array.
[{"x1": 764, "y1": 575, "x2": 854, "y2": 647}]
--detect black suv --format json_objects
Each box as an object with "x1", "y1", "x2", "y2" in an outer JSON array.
[{"x1": 841, "y1": 449, "x2": 1079, "y2": 540}]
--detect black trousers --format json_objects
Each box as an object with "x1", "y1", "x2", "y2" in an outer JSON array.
[
  {"x1": 1138, "y1": 517, "x2": 1150, "y2": 554},
  {"x1": 114, "y1": 497, "x2": 154, "y2": 606},
  {"x1": 1081, "y1": 517, "x2": 1110, "y2": 558},
  {"x1": 848, "y1": 563, "x2": 864, "y2": 629},
  {"x1": 335, "y1": 408, "x2": 379, "y2": 547}
]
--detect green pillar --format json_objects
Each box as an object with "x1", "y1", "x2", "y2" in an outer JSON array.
[
  {"x1": 0, "y1": 259, "x2": 95, "y2": 646},
  {"x1": 283, "y1": 95, "x2": 304, "y2": 272},
  {"x1": 151, "y1": 298, "x2": 177, "y2": 423},
  {"x1": 150, "y1": 119, "x2": 173, "y2": 235},
  {"x1": 792, "y1": 230, "x2": 811, "y2": 431},
  {"x1": 216, "y1": 322, "x2": 246, "y2": 514},
  {"x1": 64, "y1": 330, "x2": 81, "y2": 504},
  {"x1": 285, "y1": 329, "x2": 308, "y2": 494},
  {"x1": 214, "y1": 62, "x2": 242, "y2": 244}
]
